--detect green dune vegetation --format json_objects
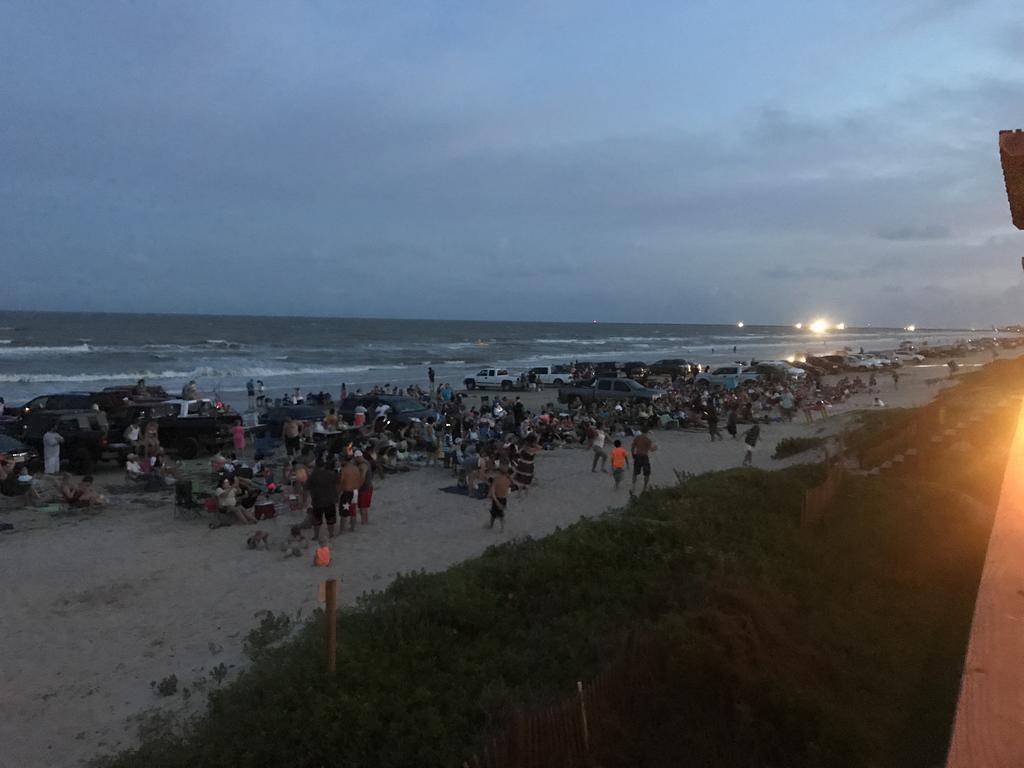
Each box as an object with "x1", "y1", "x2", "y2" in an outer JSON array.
[{"x1": 97, "y1": 364, "x2": 1022, "y2": 768}]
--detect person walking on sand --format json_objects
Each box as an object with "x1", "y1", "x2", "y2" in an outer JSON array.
[
  {"x1": 726, "y1": 405, "x2": 738, "y2": 439},
  {"x1": 610, "y1": 439, "x2": 629, "y2": 490},
  {"x1": 282, "y1": 416, "x2": 301, "y2": 457},
  {"x1": 338, "y1": 456, "x2": 362, "y2": 531},
  {"x1": 488, "y1": 466, "x2": 511, "y2": 532},
  {"x1": 891, "y1": 371, "x2": 899, "y2": 390},
  {"x1": 742, "y1": 424, "x2": 761, "y2": 467},
  {"x1": 630, "y1": 427, "x2": 656, "y2": 494},
  {"x1": 43, "y1": 424, "x2": 64, "y2": 474},
  {"x1": 706, "y1": 403, "x2": 722, "y2": 441},
  {"x1": 589, "y1": 422, "x2": 609, "y2": 472},
  {"x1": 355, "y1": 450, "x2": 375, "y2": 525},
  {"x1": 307, "y1": 459, "x2": 339, "y2": 540}
]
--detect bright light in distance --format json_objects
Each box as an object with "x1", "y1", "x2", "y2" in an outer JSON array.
[
  {"x1": 794, "y1": 322, "x2": 803, "y2": 329},
  {"x1": 737, "y1": 321, "x2": 745, "y2": 328},
  {"x1": 905, "y1": 324, "x2": 916, "y2": 332},
  {"x1": 809, "y1": 319, "x2": 829, "y2": 334},
  {"x1": 835, "y1": 322, "x2": 846, "y2": 331}
]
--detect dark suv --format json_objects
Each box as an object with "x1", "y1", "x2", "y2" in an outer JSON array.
[
  {"x1": 338, "y1": 395, "x2": 435, "y2": 427},
  {"x1": 18, "y1": 410, "x2": 111, "y2": 474}
]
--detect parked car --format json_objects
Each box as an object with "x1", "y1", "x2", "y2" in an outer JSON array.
[
  {"x1": 259, "y1": 405, "x2": 328, "y2": 438},
  {"x1": 0, "y1": 433, "x2": 38, "y2": 469},
  {"x1": 805, "y1": 355, "x2": 842, "y2": 373},
  {"x1": 620, "y1": 361, "x2": 650, "y2": 381},
  {"x1": 694, "y1": 366, "x2": 762, "y2": 388},
  {"x1": 756, "y1": 361, "x2": 807, "y2": 378},
  {"x1": 844, "y1": 355, "x2": 888, "y2": 371},
  {"x1": 526, "y1": 365, "x2": 573, "y2": 386},
  {"x1": 648, "y1": 358, "x2": 693, "y2": 377},
  {"x1": 337, "y1": 395, "x2": 435, "y2": 427},
  {"x1": 148, "y1": 399, "x2": 237, "y2": 459},
  {"x1": 17, "y1": 410, "x2": 111, "y2": 473},
  {"x1": 463, "y1": 368, "x2": 520, "y2": 390},
  {"x1": 557, "y1": 377, "x2": 663, "y2": 404}
]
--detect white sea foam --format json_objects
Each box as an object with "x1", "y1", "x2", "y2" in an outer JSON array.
[
  {"x1": 0, "y1": 363, "x2": 412, "y2": 384},
  {"x1": 0, "y1": 343, "x2": 93, "y2": 356}
]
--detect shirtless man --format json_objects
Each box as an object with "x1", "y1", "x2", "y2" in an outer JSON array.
[
  {"x1": 488, "y1": 466, "x2": 511, "y2": 532},
  {"x1": 630, "y1": 427, "x2": 657, "y2": 494},
  {"x1": 282, "y1": 417, "x2": 302, "y2": 457},
  {"x1": 337, "y1": 457, "x2": 363, "y2": 532}
]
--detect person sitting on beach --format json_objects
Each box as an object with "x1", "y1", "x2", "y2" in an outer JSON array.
[
  {"x1": 312, "y1": 535, "x2": 332, "y2": 567},
  {"x1": 246, "y1": 530, "x2": 270, "y2": 550},
  {"x1": 125, "y1": 454, "x2": 144, "y2": 479},
  {"x1": 281, "y1": 525, "x2": 309, "y2": 558},
  {"x1": 215, "y1": 476, "x2": 255, "y2": 524},
  {"x1": 60, "y1": 475, "x2": 105, "y2": 507}
]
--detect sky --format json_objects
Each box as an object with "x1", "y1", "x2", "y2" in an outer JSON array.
[{"x1": 2, "y1": 0, "x2": 1023, "y2": 327}]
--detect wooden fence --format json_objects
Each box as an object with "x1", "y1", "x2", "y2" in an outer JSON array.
[
  {"x1": 800, "y1": 461, "x2": 845, "y2": 527},
  {"x1": 463, "y1": 635, "x2": 662, "y2": 768}
]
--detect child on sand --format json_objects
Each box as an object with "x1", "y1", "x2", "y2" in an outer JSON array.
[
  {"x1": 610, "y1": 439, "x2": 629, "y2": 489},
  {"x1": 282, "y1": 525, "x2": 309, "y2": 558},
  {"x1": 312, "y1": 535, "x2": 332, "y2": 567},
  {"x1": 742, "y1": 424, "x2": 761, "y2": 467}
]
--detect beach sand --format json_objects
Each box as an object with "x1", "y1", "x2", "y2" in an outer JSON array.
[{"x1": 0, "y1": 351, "x2": 1004, "y2": 767}]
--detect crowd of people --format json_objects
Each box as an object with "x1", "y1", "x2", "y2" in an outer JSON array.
[{"x1": 0, "y1": 360, "x2": 889, "y2": 545}]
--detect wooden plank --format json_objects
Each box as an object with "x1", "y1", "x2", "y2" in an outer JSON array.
[{"x1": 947, "y1": 396, "x2": 1024, "y2": 767}]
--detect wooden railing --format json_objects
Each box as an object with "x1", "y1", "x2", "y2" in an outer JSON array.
[{"x1": 946, "y1": 395, "x2": 1024, "y2": 767}]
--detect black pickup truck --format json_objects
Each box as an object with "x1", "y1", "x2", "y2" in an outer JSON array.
[{"x1": 147, "y1": 399, "x2": 236, "y2": 459}]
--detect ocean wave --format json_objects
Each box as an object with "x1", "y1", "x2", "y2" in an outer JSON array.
[
  {"x1": 0, "y1": 339, "x2": 11, "y2": 344},
  {"x1": 0, "y1": 363, "x2": 413, "y2": 385},
  {"x1": 0, "y1": 343, "x2": 94, "y2": 356}
]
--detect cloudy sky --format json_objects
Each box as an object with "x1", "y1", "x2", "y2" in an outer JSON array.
[{"x1": 3, "y1": 0, "x2": 1023, "y2": 326}]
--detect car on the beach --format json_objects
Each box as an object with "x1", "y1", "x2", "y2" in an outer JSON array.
[
  {"x1": 463, "y1": 368, "x2": 519, "y2": 391},
  {"x1": 0, "y1": 433, "x2": 37, "y2": 469},
  {"x1": 526, "y1": 365, "x2": 573, "y2": 386},
  {"x1": 805, "y1": 355, "x2": 842, "y2": 373},
  {"x1": 556, "y1": 377, "x2": 663, "y2": 404},
  {"x1": 756, "y1": 361, "x2": 807, "y2": 378},
  {"x1": 17, "y1": 410, "x2": 111, "y2": 473},
  {"x1": 894, "y1": 351, "x2": 925, "y2": 363},
  {"x1": 338, "y1": 395, "x2": 435, "y2": 428},
  {"x1": 844, "y1": 355, "x2": 889, "y2": 371},
  {"x1": 259, "y1": 404, "x2": 328, "y2": 437},
  {"x1": 146, "y1": 399, "x2": 236, "y2": 459},
  {"x1": 648, "y1": 359, "x2": 694, "y2": 377},
  {"x1": 694, "y1": 366, "x2": 762, "y2": 388}
]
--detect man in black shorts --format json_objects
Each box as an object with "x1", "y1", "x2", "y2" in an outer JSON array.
[
  {"x1": 306, "y1": 460, "x2": 338, "y2": 539},
  {"x1": 630, "y1": 427, "x2": 656, "y2": 494}
]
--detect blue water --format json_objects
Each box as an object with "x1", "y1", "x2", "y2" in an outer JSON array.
[{"x1": 0, "y1": 310, "x2": 992, "y2": 409}]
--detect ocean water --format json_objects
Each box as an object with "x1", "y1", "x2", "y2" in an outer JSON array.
[{"x1": 0, "y1": 311, "x2": 992, "y2": 409}]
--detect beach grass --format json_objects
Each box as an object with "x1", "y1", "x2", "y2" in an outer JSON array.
[{"x1": 94, "y1": 383, "x2": 1015, "y2": 768}]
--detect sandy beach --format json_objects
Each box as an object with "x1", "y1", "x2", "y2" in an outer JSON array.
[{"x1": 0, "y1": 351, "x2": 1005, "y2": 767}]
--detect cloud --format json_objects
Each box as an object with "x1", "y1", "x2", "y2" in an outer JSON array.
[{"x1": 876, "y1": 224, "x2": 953, "y2": 241}]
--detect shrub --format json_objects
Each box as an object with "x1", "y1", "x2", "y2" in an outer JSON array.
[{"x1": 772, "y1": 436, "x2": 825, "y2": 459}]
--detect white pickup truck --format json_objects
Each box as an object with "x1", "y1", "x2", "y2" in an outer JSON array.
[{"x1": 463, "y1": 368, "x2": 520, "y2": 391}]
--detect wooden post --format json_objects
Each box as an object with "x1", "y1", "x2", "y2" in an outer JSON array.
[
  {"x1": 577, "y1": 680, "x2": 590, "y2": 754},
  {"x1": 325, "y1": 579, "x2": 337, "y2": 674}
]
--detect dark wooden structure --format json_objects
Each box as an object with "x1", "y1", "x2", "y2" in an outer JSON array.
[{"x1": 999, "y1": 129, "x2": 1024, "y2": 229}]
